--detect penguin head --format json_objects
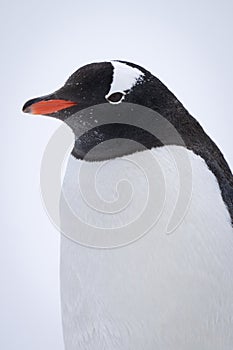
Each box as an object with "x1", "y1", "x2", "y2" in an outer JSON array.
[
  {"x1": 22, "y1": 60, "x2": 179, "y2": 117},
  {"x1": 22, "y1": 60, "x2": 186, "y2": 160}
]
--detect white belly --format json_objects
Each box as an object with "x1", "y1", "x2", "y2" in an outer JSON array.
[{"x1": 60, "y1": 146, "x2": 233, "y2": 350}]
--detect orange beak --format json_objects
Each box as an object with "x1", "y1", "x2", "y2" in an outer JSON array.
[{"x1": 22, "y1": 98, "x2": 77, "y2": 115}]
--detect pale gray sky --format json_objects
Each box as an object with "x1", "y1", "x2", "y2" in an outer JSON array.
[{"x1": 1, "y1": 0, "x2": 232, "y2": 349}]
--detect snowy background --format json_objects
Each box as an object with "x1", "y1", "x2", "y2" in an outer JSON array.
[{"x1": 1, "y1": 0, "x2": 233, "y2": 349}]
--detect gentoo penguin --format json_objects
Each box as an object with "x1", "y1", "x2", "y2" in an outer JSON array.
[{"x1": 23, "y1": 61, "x2": 233, "y2": 350}]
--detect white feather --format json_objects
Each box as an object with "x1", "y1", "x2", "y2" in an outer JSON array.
[
  {"x1": 105, "y1": 61, "x2": 144, "y2": 99},
  {"x1": 60, "y1": 146, "x2": 233, "y2": 350}
]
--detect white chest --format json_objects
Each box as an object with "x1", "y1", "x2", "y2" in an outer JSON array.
[{"x1": 60, "y1": 146, "x2": 233, "y2": 350}]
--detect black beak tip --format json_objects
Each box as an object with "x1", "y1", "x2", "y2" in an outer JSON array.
[
  {"x1": 22, "y1": 97, "x2": 41, "y2": 114},
  {"x1": 22, "y1": 103, "x2": 30, "y2": 113},
  {"x1": 22, "y1": 98, "x2": 36, "y2": 113}
]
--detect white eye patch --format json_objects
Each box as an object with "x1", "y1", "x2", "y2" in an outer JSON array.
[{"x1": 105, "y1": 61, "x2": 145, "y2": 102}]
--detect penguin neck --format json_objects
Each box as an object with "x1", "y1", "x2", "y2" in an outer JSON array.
[
  {"x1": 67, "y1": 100, "x2": 232, "y2": 224},
  {"x1": 70, "y1": 123, "x2": 163, "y2": 161}
]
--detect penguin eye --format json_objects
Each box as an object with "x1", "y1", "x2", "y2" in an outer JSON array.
[{"x1": 106, "y1": 92, "x2": 124, "y2": 104}]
